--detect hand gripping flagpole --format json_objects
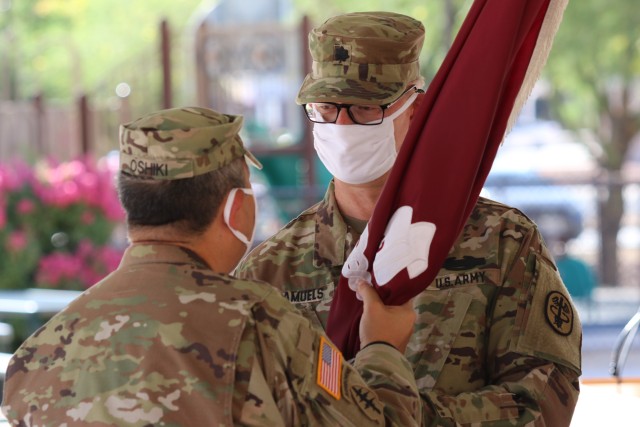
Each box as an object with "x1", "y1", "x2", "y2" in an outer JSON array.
[{"x1": 326, "y1": 0, "x2": 570, "y2": 359}]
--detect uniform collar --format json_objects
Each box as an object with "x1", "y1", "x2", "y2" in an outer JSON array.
[
  {"x1": 120, "y1": 243, "x2": 211, "y2": 270},
  {"x1": 313, "y1": 181, "x2": 354, "y2": 269}
]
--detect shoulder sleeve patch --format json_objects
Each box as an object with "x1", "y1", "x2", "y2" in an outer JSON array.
[
  {"x1": 545, "y1": 291, "x2": 574, "y2": 336},
  {"x1": 513, "y1": 255, "x2": 582, "y2": 373},
  {"x1": 317, "y1": 335, "x2": 342, "y2": 400}
]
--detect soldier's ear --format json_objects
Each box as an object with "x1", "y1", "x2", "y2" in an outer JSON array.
[
  {"x1": 224, "y1": 190, "x2": 245, "y2": 229},
  {"x1": 410, "y1": 91, "x2": 425, "y2": 120}
]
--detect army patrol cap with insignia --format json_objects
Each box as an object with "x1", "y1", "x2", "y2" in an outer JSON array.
[
  {"x1": 296, "y1": 11, "x2": 425, "y2": 106},
  {"x1": 119, "y1": 106, "x2": 262, "y2": 180}
]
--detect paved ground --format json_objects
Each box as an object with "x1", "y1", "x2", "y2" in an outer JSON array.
[
  {"x1": 572, "y1": 380, "x2": 640, "y2": 426},
  {"x1": 572, "y1": 287, "x2": 640, "y2": 426}
]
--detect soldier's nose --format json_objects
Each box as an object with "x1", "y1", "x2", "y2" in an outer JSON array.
[{"x1": 335, "y1": 108, "x2": 355, "y2": 125}]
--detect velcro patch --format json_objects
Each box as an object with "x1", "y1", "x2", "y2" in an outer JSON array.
[
  {"x1": 317, "y1": 336, "x2": 342, "y2": 399},
  {"x1": 545, "y1": 291, "x2": 574, "y2": 336},
  {"x1": 350, "y1": 386, "x2": 382, "y2": 420},
  {"x1": 513, "y1": 255, "x2": 581, "y2": 373}
]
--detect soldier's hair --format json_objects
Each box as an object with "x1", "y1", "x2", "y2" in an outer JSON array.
[{"x1": 117, "y1": 157, "x2": 246, "y2": 235}]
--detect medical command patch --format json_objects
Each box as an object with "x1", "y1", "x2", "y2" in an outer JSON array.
[
  {"x1": 317, "y1": 336, "x2": 342, "y2": 399},
  {"x1": 545, "y1": 291, "x2": 574, "y2": 336}
]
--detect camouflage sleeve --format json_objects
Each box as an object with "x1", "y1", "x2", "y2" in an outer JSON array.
[
  {"x1": 419, "y1": 226, "x2": 582, "y2": 426},
  {"x1": 234, "y1": 292, "x2": 421, "y2": 426},
  {"x1": 421, "y1": 361, "x2": 579, "y2": 425},
  {"x1": 353, "y1": 343, "x2": 423, "y2": 425}
]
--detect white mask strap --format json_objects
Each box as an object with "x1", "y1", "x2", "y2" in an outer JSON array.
[
  {"x1": 223, "y1": 188, "x2": 254, "y2": 246},
  {"x1": 385, "y1": 91, "x2": 419, "y2": 122}
]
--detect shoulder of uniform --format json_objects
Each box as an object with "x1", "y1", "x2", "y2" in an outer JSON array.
[
  {"x1": 271, "y1": 200, "x2": 323, "y2": 238},
  {"x1": 459, "y1": 197, "x2": 547, "y2": 262},
  {"x1": 219, "y1": 273, "x2": 277, "y2": 301},
  {"x1": 284, "y1": 199, "x2": 324, "y2": 228},
  {"x1": 475, "y1": 196, "x2": 527, "y2": 216},
  {"x1": 241, "y1": 200, "x2": 323, "y2": 261},
  {"x1": 474, "y1": 196, "x2": 538, "y2": 228}
]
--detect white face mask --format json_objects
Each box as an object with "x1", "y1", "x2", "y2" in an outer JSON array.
[
  {"x1": 312, "y1": 92, "x2": 418, "y2": 185},
  {"x1": 223, "y1": 188, "x2": 258, "y2": 257}
]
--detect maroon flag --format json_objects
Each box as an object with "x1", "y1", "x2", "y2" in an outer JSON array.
[{"x1": 326, "y1": 0, "x2": 569, "y2": 359}]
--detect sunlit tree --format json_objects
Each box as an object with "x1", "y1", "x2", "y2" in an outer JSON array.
[
  {"x1": 545, "y1": 0, "x2": 640, "y2": 285},
  {"x1": 0, "y1": 0, "x2": 203, "y2": 101}
]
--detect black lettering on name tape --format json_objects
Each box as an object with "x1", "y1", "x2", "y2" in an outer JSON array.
[
  {"x1": 435, "y1": 271, "x2": 486, "y2": 289},
  {"x1": 130, "y1": 160, "x2": 168, "y2": 177},
  {"x1": 283, "y1": 287, "x2": 326, "y2": 304}
]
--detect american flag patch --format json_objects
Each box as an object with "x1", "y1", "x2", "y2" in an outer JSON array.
[{"x1": 317, "y1": 335, "x2": 342, "y2": 399}]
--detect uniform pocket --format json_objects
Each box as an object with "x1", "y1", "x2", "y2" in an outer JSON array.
[{"x1": 407, "y1": 289, "x2": 473, "y2": 391}]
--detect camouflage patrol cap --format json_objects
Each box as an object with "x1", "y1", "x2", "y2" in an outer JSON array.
[
  {"x1": 296, "y1": 11, "x2": 425, "y2": 106},
  {"x1": 119, "y1": 107, "x2": 262, "y2": 180}
]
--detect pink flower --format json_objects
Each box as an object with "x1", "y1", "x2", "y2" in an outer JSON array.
[
  {"x1": 77, "y1": 240, "x2": 95, "y2": 258},
  {"x1": 0, "y1": 198, "x2": 6, "y2": 229},
  {"x1": 81, "y1": 210, "x2": 95, "y2": 225},
  {"x1": 6, "y1": 231, "x2": 28, "y2": 252},
  {"x1": 36, "y1": 241, "x2": 124, "y2": 289},
  {"x1": 0, "y1": 160, "x2": 33, "y2": 191},
  {"x1": 36, "y1": 252, "x2": 83, "y2": 288},
  {"x1": 3, "y1": 155, "x2": 126, "y2": 291},
  {"x1": 17, "y1": 199, "x2": 35, "y2": 214}
]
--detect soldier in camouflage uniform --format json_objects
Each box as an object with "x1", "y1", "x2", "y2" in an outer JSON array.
[
  {"x1": 1, "y1": 107, "x2": 423, "y2": 426},
  {"x1": 236, "y1": 12, "x2": 582, "y2": 426}
]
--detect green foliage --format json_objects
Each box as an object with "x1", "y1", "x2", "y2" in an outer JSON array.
[
  {"x1": 2, "y1": 0, "x2": 477, "y2": 104},
  {"x1": 4, "y1": 0, "x2": 638, "y2": 165},
  {"x1": 1, "y1": 0, "x2": 203, "y2": 100},
  {"x1": 2, "y1": 190, "x2": 41, "y2": 284},
  {"x1": 545, "y1": 0, "x2": 640, "y2": 131}
]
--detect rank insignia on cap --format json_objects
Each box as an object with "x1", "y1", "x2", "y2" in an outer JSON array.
[
  {"x1": 317, "y1": 335, "x2": 342, "y2": 399},
  {"x1": 545, "y1": 291, "x2": 574, "y2": 336},
  {"x1": 333, "y1": 44, "x2": 350, "y2": 62}
]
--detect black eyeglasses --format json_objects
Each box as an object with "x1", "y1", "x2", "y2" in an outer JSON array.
[{"x1": 302, "y1": 86, "x2": 422, "y2": 125}]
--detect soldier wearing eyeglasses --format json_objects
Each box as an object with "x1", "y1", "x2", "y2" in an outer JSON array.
[{"x1": 236, "y1": 10, "x2": 582, "y2": 427}]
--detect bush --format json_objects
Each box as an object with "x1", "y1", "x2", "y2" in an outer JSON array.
[{"x1": 0, "y1": 155, "x2": 125, "y2": 291}]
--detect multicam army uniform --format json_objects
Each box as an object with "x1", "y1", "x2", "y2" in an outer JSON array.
[
  {"x1": 236, "y1": 182, "x2": 582, "y2": 426},
  {"x1": 2, "y1": 244, "x2": 422, "y2": 426}
]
